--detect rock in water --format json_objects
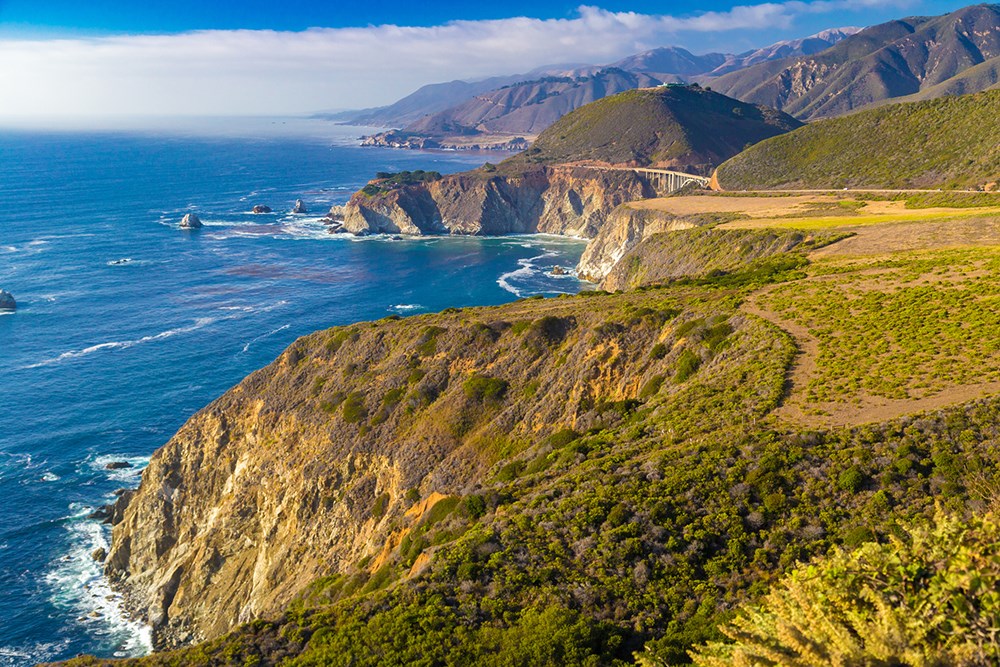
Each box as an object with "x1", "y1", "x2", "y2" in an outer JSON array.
[
  {"x1": 91, "y1": 547, "x2": 107, "y2": 562},
  {"x1": 293, "y1": 199, "x2": 308, "y2": 214},
  {"x1": 551, "y1": 266, "x2": 567, "y2": 276},
  {"x1": 105, "y1": 461, "x2": 133, "y2": 470},
  {"x1": 252, "y1": 205, "x2": 272, "y2": 214},
  {"x1": 180, "y1": 213, "x2": 203, "y2": 229},
  {"x1": 0, "y1": 290, "x2": 15, "y2": 311}
]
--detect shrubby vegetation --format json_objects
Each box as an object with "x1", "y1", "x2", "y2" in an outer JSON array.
[
  {"x1": 687, "y1": 511, "x2": 1000, "y2": 667},
  {"x1": 61, "y1": 236, "x2": 1000, "y2": 667},
  {"x1": 717, "y1": 89, "x2": 1000, "y2": 190},
  {"x1": 361, "y1": 170, "x2": 443, "y2": 196}
]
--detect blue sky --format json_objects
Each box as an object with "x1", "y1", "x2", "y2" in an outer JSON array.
[
  {"x1": 0, "y1": 0, "x2": 972, "y2": 35},
  {"x1": 0, "y1": 0, "x2": 977, "y2": 123}
]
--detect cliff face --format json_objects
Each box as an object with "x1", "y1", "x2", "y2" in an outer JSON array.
[
  {"x1": 104, "y1": 294, "x2": 677, "y2": 648},
  {"x1": 342, "y1": 167, "x2": 654, "y2": 240},
  {"x1": 577, "y1": 207, "x2": 699, "y2": 283}
]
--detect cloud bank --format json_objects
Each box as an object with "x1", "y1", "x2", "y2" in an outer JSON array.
[{"x1": 0, "y1": 0, "x2": 911, "y2": 121}]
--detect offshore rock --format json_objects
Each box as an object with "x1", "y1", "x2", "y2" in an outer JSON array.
[
  {"x1": 0, "y1": 290, "x2": 15, "y2": 311},
  {"x1": 252, "y1": 205, "x2": 273, "y2": 214},
  {"x1": 179, "y1": 214, "x2": 203, "y2": 229},
  {"x1": 292, "y1": 199, "x2": 308, "y2": 214}
]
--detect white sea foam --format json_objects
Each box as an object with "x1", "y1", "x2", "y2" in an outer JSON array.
[
  {"x1": 0, "y1": 642, "x2": 70, "y2": 667},
  {"x1": 390, "y1": 304, "x2": 423, "y2": 312},
  {"x1": 88, "y1": 454, "x2": 150, "y2": 484},
  {"x1": 41, "y1": 472, "x2": 60, "y2": 482},
  {"x1": 240, "y1": 324, "x2": 291, "y2": 354},
  {"x1": 496, "y1": 251, "x2": 560, "y2": 297},
  {"x1": 45, "y1": 511, "x2": 152, "y2": 660},
  {"x1": 25, "y1": 317, "x2": 218, "y2": 369}
]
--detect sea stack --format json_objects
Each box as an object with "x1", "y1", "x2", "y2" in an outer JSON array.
[
  {"x1": 180, "y1": 213, "x2": 203, "y2": 229},
  {"x1": 252, "y1": 205, "x2": 272, "y2": 214},
  {"x1": 0, "y1": 290, "x2": 15, "y2": 311},
  {"x1": 293, "y1": 199, "x2": 307, "y2": 214}
]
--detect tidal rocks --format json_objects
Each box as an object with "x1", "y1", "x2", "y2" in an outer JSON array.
[
  {"x1": 179, "y1": 214, "x2": 203, "y2": 229},
  {"x1": 92, "y1": 547, "x2": 107, "y2": 562},
  {"x1": 0, "y1": 290, "x2": 15, "y2": 311},
  {"x1": 252, "y1": 205, "x2": 272, "y2": 214},
  {"x1": 550, "y1": 266, "x2": 567, "y2": 276},
  {"x1": 292, "y1": 199, "x2": 308, "y2": 214},
  {"x1": 105, "y1": 461, "x2": 133, "y2": 470}
]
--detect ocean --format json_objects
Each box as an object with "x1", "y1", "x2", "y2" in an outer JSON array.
[{"x1": 0, "y1": 120, "x2": 588, "y2": 665}]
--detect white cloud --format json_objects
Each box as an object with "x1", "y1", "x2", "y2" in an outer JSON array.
[{"x1": 0, "y1": 0, "x2": 913, "y2": 121}]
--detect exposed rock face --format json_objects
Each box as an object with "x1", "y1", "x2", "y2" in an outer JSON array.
[
  {"x1": 343, "y1": 167, "x2": 654, "y2": 239},
  {"x1": 0, "y1": 290, "x2": 15, "y2": 311},
  {"x1": 292, "y1": 199, "x2": 307, "y2": 214},
  {"x1": 252, "y1": 205, "x2": 273, "y2": 214},
  {"x1": 599, "y1": 228, "x2": 815, "y2": 291},
  {"x1": 577, "y1": 207, "x2": 700, "y2": 283},
  {"x1": 179, "y1": 214, "x2": 203, "y2": 229},
  {"x1": 104, "y1": 297, "x2": 664, "y2": 648}
]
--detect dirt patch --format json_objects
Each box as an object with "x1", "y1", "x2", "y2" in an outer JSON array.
[
  {"x1": 810, "y1": 216, "x2": 1000, "y2": 257},
  {"x1": 745, "y1": 295, "x2": 1000, "y2": 429}
]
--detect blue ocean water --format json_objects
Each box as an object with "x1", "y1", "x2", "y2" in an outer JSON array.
[{"x1": 0, "y1": 121, "x2": 588, "y2": 665}]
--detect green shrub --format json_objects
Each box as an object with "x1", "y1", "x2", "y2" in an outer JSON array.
[
  {"x1": 639, "y1": 375, "x2": 666, "y2": 399},
  {"x1": 463, "y1": 373, "x2": 509, "y2": 402},
  {"x1": 837, "y1": 467, "x2": 865, "y2": 493},
  {"x1": 674, "y1": 349, "x2": 701, "y2": 383},
  {"x1": 342, "y1": 392, "x2": 368, "y2": 424},
  {"x1": 689, "y1": 512, "x2": 1000, "y2": 667}
]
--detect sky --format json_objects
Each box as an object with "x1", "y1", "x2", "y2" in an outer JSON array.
[{"x1": 0, "y1": 0, "x2": 975, "y2": 124}]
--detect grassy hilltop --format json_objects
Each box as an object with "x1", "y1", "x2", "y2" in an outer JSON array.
[
  {"x1": 499, "y1": 85, "x2": 801, "y2": 175},
  {"x1": 715, "y1": 89, "x2": 1000, "y2": 190}
]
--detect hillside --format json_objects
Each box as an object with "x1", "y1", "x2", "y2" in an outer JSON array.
[
  {"x1": 55, "y1": 202, "x2": 1000, "y2": 665},
  {"x1": 709, "y1": 4, "x2": 1000, "y2": 119},
  {"x1": 714, "y1": 88, "x2": 1000, "y2": 190},
  {"x1": 500, "y1": 85, "x2": 801, "y2": 174}
]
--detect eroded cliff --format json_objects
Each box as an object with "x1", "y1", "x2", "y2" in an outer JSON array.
[
  {"x1": 104, "y1": 290, "x2": 697, "y2": 649},
  {"x1": 341, "y1": 166, "x2": 653, "y2": 239}
]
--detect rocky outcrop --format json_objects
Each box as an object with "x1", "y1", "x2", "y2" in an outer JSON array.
[
  {"x1": 179, "y1": 214, "x2": 203, "y2": 229},
  {"x1": 577, "y1": 207, "x2": 701, "y2": 283},
  {"x1": 292, "y1": 199, "x2": 307, "y2": 214},
  {"x1": 343, "y1": 167, "x2": 654, "y2": 240},
  {"x1": 0, "y1": 290, "x2": 15, "y2": 311},
  {"x1": 252, "y1": 205, "x2": 272, "y2": 214},
  {"x1": 103, "y1": 295, "x2": 670, "y2": 649}
]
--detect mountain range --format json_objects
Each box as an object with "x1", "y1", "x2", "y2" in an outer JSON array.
[
  {"x1": 346, "y1": 4, "x2": 1000, "y2": 150},
  {"x1": 346, "y1": 27, "x2": 856, "y2": 148},
  {"x1": 708, "y1": 3, "x2": 1000, "y2": 119}
]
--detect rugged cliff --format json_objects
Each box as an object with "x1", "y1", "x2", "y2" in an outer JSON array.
[
  {"x1": 342, "y1": 166, "x2": 653, "y2": 238},
  {"x1": 103, "y1": 291, "x2": 691, "y2": 649}
]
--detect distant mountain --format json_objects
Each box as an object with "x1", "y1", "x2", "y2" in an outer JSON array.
[
  {"x1": 337, "y1": 27, "x2": 859, "y2": 136},
  {"x1": 361, "y1": 68, "x2": 664, "y2": 149},
  {"x1": 706, "y1": 27, "x2": 861, "y2": 76},
  {"x1": 408, "y1": 69, "x2": 664, "y2": 137},
  {"x1": 328, "y1": 74, "x2": 532, "y2": 127},
  {"x1": 714, "y1": 88, "x2": 1000, "y2": 190},
  {"x1": 611, "y1": 46, "x2": 727, "y2": 79},
  {"x1": 709, "y1": 4, "x2": 1000, "y2": 119},
  {"x1": 501, "y1": 84, "x2": 802, "y2": 175}
]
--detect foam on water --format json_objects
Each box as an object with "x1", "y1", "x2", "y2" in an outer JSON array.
[
  {"x1": 25, "y1": 317, "x2": 219, "y2": 369},
  {"x1": 44, "y1": 510, "x2": 152, "y2": 660}
]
